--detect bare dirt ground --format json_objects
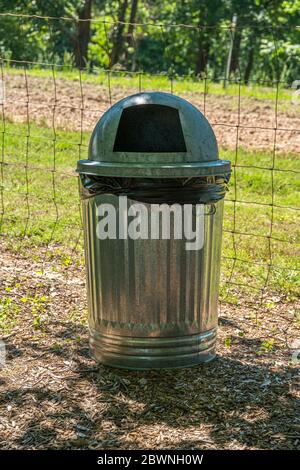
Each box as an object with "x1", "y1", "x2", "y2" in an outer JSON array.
[
  {"x1": 0, "y1": 245, "x2": 299, "y2": 450},
  {"x1": 3, "y1": 73, "x2": 300, "y2": 153}
]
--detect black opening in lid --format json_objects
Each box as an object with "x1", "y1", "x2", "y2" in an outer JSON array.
[{"x1": 113, "y1": 104, "x2": 187, "y2": 153}]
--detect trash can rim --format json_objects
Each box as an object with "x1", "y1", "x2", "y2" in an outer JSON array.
[{"x1": 76, "y1": 158, "x2": 231, "y2": 178}]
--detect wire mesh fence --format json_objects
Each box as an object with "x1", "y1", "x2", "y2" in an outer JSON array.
[{"x1": 0, "y1": 13, "x2": 299, "y2": 352}]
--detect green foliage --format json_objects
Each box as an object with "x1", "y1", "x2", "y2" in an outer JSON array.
[
  {"x1": 0, "y1": 1, "x2": 299, "y2": 83},
  {"x1": 0, "y1": 0, "x2": 79, "y2": 62},
  {"x1": 21, "y1": 294, "x2": 51, "y2": 330},
  {"x1": 0, "y1": 296, "x2": 21, "y2": 332},
  {"x1": 88, "y1": 17, "x2": 112, "y2": 68},
  {"x1": 258, "y1": 339, "x2": 275, "y2": 354}
]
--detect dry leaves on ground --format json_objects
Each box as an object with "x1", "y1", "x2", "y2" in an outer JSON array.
[{"x1": 0, "y1": 244, "x2": 299, "y2": 450}]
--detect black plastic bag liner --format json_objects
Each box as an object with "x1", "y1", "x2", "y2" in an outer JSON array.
[{"x1": 79, "y1": 174, "x2": 230, "y2": 205}]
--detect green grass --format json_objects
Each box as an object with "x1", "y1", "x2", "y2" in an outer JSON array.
[
  {"x1": 0, "y1": 121, "x2": 299, "y2": 300},
  {"x1": 4, "y1": 65, "x2": 294, "y2": 102},
  {"x1": 0, "y1": 295, "x2": 21, "y2": 332}
]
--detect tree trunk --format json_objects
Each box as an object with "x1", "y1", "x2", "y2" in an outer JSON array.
[
  {"x1": 230, "y1": 29, "x2": 242, "y2": 74},
  {"x1": 124, "y1": 0, "x2": 139, "y2": 68},
  {"x1": 127, "y1": 0, "x2": 139, "y2": 47},
  {"x1": 195, "y1": 33, "x2": 210, "y2": 76},
  {"x1": 110, "y1": 0, "x2": 129, "y2": 68},
  {"x1": 244, "y1": 34, "x2": 256, "y2": 84},
  {"x1": 74, "y1": 0, "x2": 93, "y2": 69}
]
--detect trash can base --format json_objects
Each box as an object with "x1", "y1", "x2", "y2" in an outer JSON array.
[{"x1": 89, "y1": 327, "x2": 217, "y2": 370}]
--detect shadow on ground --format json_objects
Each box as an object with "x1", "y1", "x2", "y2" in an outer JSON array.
[{"x1": 0, "y1": 318, "x2": 299, "y2": 450}]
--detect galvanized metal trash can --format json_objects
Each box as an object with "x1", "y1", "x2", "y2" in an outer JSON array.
[{"x1": 77, "y1": 92, "x2": 231, "y2": 369}]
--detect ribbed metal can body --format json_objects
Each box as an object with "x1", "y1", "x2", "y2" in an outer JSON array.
[{"x1": 82, "y1": 194, "x2": 224, "y2": 369}]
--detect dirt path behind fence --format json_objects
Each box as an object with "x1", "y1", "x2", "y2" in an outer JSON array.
[{"x1": 2, "y1": 73, "x2": 300, "y2": 153}]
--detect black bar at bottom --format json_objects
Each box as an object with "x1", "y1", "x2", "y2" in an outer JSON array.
[{"x1": 0, "y1": 450, "x2": 297, "y2": 466}]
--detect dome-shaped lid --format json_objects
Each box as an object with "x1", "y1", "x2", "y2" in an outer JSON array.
[{"x1": 77, "y1": 92, "x2": 230, "y2": 177}]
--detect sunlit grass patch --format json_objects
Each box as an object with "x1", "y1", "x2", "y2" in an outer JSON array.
[
  {"x1": 0, "y1": 120, "x2": 299, "y2": 297},
  {"x1": 5, "y1": 65, "x2": 295, "y2": 102}
]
